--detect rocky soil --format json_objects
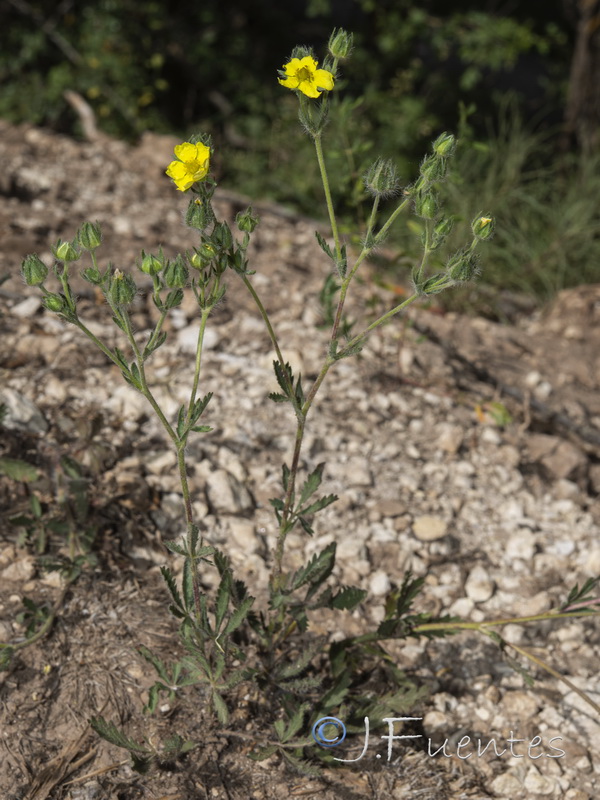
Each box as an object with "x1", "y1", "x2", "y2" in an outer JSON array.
[{"x1": 0, "y1": 119, "x2": 599, "y2": 800}]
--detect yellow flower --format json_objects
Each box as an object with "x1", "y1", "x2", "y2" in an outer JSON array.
[
  {"x1": 278, "y1": 56, "x2": 334, "y2": 98},
  {"x1": 166, "y1": 142, "x2": 210, "y2": 192}
]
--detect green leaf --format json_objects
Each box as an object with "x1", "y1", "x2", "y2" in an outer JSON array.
[
  {"x1": 273, "y1": 360, "x2": 294, "y2": 399},
  {"x1": 315, "y1": 231, "x2": 334, "y2": 260},
  {"x1": 275, "y1": 639, "x2": 324, "y2": 681},
  {"x1": 215, "y1": 572, "x2": 231, "y2": 633},
  {"x1": 297, "y1": 463, "x2": 325, "y2": 509},
  {"x1": 142, "y1": 330, "x2": 167, "y2": 359},
  {"x1": 561, "y1": 577, "x2": 600, "y2": 610},
  {"x1": 298, "y1": 493, "x2": 338, "y2": 517},
  {"x1": 268, "y1": 392, "x2": 288, "y2": 403},
  {"x1": 0, "y1": 457, "x2": 39, "y2": 482},
  {"x1": 89, "y1": 716, "x2": 152, "y2": 754},
  {"x1": 282, "y1": 463, "x2": 291, "y2": 492},
  {"x1": 248, "y1": 745, "x2": 278, "y2": 761},
  {"x1": 292, "y1": 543, "x2": 336, "y2": 592},
  {"x1": 330, "y1": 586, "x2": 367, "y2": 611},
  {"x1": 282, "y1": 703, "x2": 310, "y2": 743},
  {"x1": 190, "y1": 424, "x2": 212, "y2": 433},
  {"x1": 138, "y1": 645, "x2": 169, "y2": 683},
  {"x1": 182, "y1": 559, "x2": 195, "y2": 612},
  {"x1": 212, "y1": 691, "x2": 229, "y2": 725},
  {"x1": 222, "y1": 595, "x2": 254, "y2": 636},
  {"x1": 192, "y1": 392, "x2": 213, "y2": 424},
  {"x1": 176, "y1": 404, "x2": 186, "y2": 438},
  {"x1": 160, "y1": 565, "x2": 184, "y2": 611}
]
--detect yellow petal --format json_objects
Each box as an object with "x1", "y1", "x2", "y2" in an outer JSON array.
[
  {"x1": 314, "y1": 69, "x2": 334, "y2": 91},
  {"x1": 173, "y1": 142, "x2": 197, "y2": 161}
]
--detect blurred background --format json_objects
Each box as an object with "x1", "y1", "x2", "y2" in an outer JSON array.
[{"x1": 2, "y1": 0, "x2": 599, "y2": 307}]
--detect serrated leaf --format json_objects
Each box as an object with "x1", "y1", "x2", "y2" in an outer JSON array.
[
  {"x1": 138, "y1": 645, "x2": 169, "y2": 682},
  {"x1": 298, "y1": 493, "x2": 338, "y2": 517},
  {"x1": 274, "y1": 719, "x2": 286, "y2": 740},
  {"x1": 182, "y1": 559, "x2": 195, "y2": 612},
  {"x1": 281, "y1": 750, "x2": 322, "y2": 777},
  {"x1": 273, "y1": 360, "x2": 293, "y2": 399},
  {"x1": 190, "y1": 424, "x2": 212, "y2": 433},
  {"x1": 292, "y1": 543, "x2": 336, "y2": 591},
  {"x1": 192, "y1": 392, "x2": 213, "y2": 423},
  {"x1": 222, "y1": 595, "x2": 254, "y2": 636},
  {"x1": 298, "y1": 517, "x2": 315, "y2": 536},
  {"x1": 90, "y1": 716, "x2": 151, "y2": 754},
  {"x1": 275, "y1": 639, "x2": 323, "y2": 681},
  {"x1": 215, "y1": 572, "x2": 231, "y2": 633},
  {"x1": 297, "y1": 463, "x2": 325, "y2": 508},
  {"x1": 163, "y1": 540, "x2": 187, "y2": 556},
  {"x1": 317, "y1": 670, "x2": 352, "y2": 710},
  {"x1": 282, "y1": 463, "x2": 291, "y2": 492},
  {"x1": 142, "y1": 330, "x2": 167, "y2": 359},
  {"x1": 0, "y1": 457, "x2": 39, "y2": 482},
  {"x1": 160, "y1": 565, "x2": 184, "y2": 611},
  {"x1": 279, "y1": 675, "x2": 322, "y2": 693},
  {"x1": 130, "y1": 361, "x2": 141, "y2": 386},
  {"x1": 268, "y1": 392, "x2": 289, "y2": 403},
  {"x1": 248, "y1": 745, "x2": 278, "y2": 762},
  {"x1": 282, "y1": 703, "x2": 310, "y2": 742},
  {"x1": 315, "y1": 231, "x2": 334, "y2": 260},
  {"x1": 212, "y1": 691, "x2": 229, "y2": 725},
  {"x1": 330, "y1": 586, "x2": 367, "y2": 611}
]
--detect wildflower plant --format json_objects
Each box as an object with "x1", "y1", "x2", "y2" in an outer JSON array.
[{"x1": 17, "y1": 28, "x2": 600, "y2": 775}]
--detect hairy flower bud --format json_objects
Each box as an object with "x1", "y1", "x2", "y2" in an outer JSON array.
[
  {"x1": 139, "y1": 251, "x2": 163, "y2": 276},
  {"x1": 109, "y1": 269, "x2": 137, "y2": 305},
  {"x1": 419, "y1": 154, "x2": 448, "y2": 183},
  {"x1": 21, "y1": 254, "x2": 48, "y2": 286},
  {"x1": 364, "y1": 158, "x2": 399, "y2": 198},
  {"x1": 328, "y1": 28, "x2": 353, "y2": 60},
  {"x1": 471, "y1": 214, "x2": 495, "y2": 240},
  {"x1": 77, "y1": 221, "x2": 103, "y2": 251},
  {"x1": 52, "y1": 238, "x2": 80, "y2": 262},
  {"x1": 432, "y1": 132, "x2": 456, "y2": 158},
  {"x1": 164, "y1": 255, "x2": 189, "y2": 288},
  {"x1": 414, "y1": 189, "x2": 438, "y2": 220},
  {"x1": 186, "y1": 196, "x2": 215, "y2": 231},
  {"x1": 446, "y1": 248, "x2": 480, "y2": 283},
  {"x1": 43, "y1": 293, "x2": 66, "y2": 312},
  {"x1": 236, "y1": 207, "x2": 259, "y2": 233}
]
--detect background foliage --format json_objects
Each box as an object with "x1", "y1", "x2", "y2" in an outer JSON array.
[{"x1": 2, "y1": 0, "x2": 597, "y2": 303}]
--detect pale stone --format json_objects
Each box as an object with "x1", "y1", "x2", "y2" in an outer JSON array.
[
  {"x1": 177, "y1": 324, "x2": 218, "y2": 354},
  {"x1": 227, "y1": 518, "x2": 258, "y2": 553},
  {"x1": 436, "y1": 423, "x2": 463, "y2": 454},
  {"x1": 369, "y1": 570, "x2": 390, "y2": 596},
  {"x1": 423, "y1": 710, "x2": 447, "y2": 733},
  {"x1": 505, "y1": 529, "x2": 536, "y2": 561},
  {"x1": 0, "y1": 387, "x2": 48, "y2": 433},
  {"x1": 12, "y1": 296, "x2": 41, "y2": 318},
  {"x1": 205, "y1": 469, "x2": 254, "y2": 514},
  {"x1": 412, "y1": 515, "x2": 447, "y2": 541},
  {"x1": 501, "y1": 690, "x2": 539, "y2": 718},
  {"x1": 523, "y1": 766, "x2": 557, "y2": 795},
  {"x1": 464, "y1": 565, "x2": 494, "y2": 603},
  {"x1": 490, "y1": 773, "x2": 524, "y2": 797},
  {"x1": 1, "y1": 556, "x2": 36, "y2": 582}
]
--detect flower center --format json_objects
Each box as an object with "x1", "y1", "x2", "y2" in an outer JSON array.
[{"x1": 297, "y1": 67, "x2": 312, "y2": 83}]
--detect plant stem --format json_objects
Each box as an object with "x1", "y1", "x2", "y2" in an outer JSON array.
[{"x1": 314, "y1": 133, "x2": 341, "y2": 261}]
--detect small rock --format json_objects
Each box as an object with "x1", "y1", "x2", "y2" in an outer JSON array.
[
  {"x1": 412, "y1": 515, "x2": 447, "y2": 542},
  {"x1": 527, "y1": 433, "x2": 587, "y2": 480},
  {"x1": 369, "y1": 570, "x2": 390, "y2": 596},
  {"x1": 205, "y1": 469, "x2": 254, "y2": 514},
  {"x1": 1, "y1": 556, "x2": 36, "y2": 582},
  {"x1": 523, "y1": 766, "x2": 557, "y2": 795},
  {"x1": 0, "y1": 387, "x2": 48, "y2": 434},
  {"x1": 423, "y1": 710, "x2": 448, "y2": 733},
  {"x1": 379, "y1": 499, "x2": 407, "y2": 518},
  {"x1": 505, "y1": 529, "x2": 536, "y2": 561},
  {"x1": 490, "y1": 773, "x2": 524, "y2": 797},
  {"x1": 501, "y1": 690, "x2": 539, "y2": 719},
  {"x1": 11, "y1": 296, "x2": 41, "y2": 318},
  {"x1": 227, "y1": 518, "x2": 258, "y2": 553},
  {"x1": 177, "y1": 324, "x2": 219, "y2": 354},
  {"x1": 464, "y1": 565, "x2": 494, "y2": 603},
  {"x1": 436, "y1": 422, "x2": 463, "y2": 454}
]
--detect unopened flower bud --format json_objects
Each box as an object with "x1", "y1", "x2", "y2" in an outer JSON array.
[
  {"x1": 213, "y1": 222, "x2": 233, "y2": 250},
  {"x1": 21, "y1": 254, "x2": 48, "y2": 286},
  {"x1": 185, "y1": 196, "x2": 214, "y2": 231},
  {"x1": 52, "y1": 239, "x2": 80, "y2": 262},
  {"x1": 235, "y1": 207, "x2": 259, "y2": 233},
  {"x1": 471, "y1": 215, "x2": 495, "y2": 240},
  {"x1": 139, "y1": 251, "x2": 163, "y2": 275},
  {"x1": 81, "y1": 266, "x2": 102, "y2": 285},
  {"x1": 43, "y1": 293, "x2": 66, "y2": 312},
  {"x1": 328, "y1": 28, "x2": 353, "y2": 60},
  {"x1": 414, "y1": 189, "x2": 438, "y2": 220},
  {"x1": 164, "y1": 255, "x2": 189, "y2": 288},
  {"x1": 420, "y1": 154, "x2": 448, "y2": 183},
  {"x1": 446, "y1": 248, "x2": 480, "y2": 283},
  {"x1": 77, "y1": 221, "x2": 103, "y2": 250},
  {"x1": 434, "y1": 217, "x2": 454, "y2": 238},
  {"x1": 109, "y1": 269, "x2": 137, "y2": 305},
  {"x1": 364, "y1": 158, "x2": 399, "y2": 198},
  {"x1": 432, "y1": 132, "x2": 456, "y2": 158}
]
